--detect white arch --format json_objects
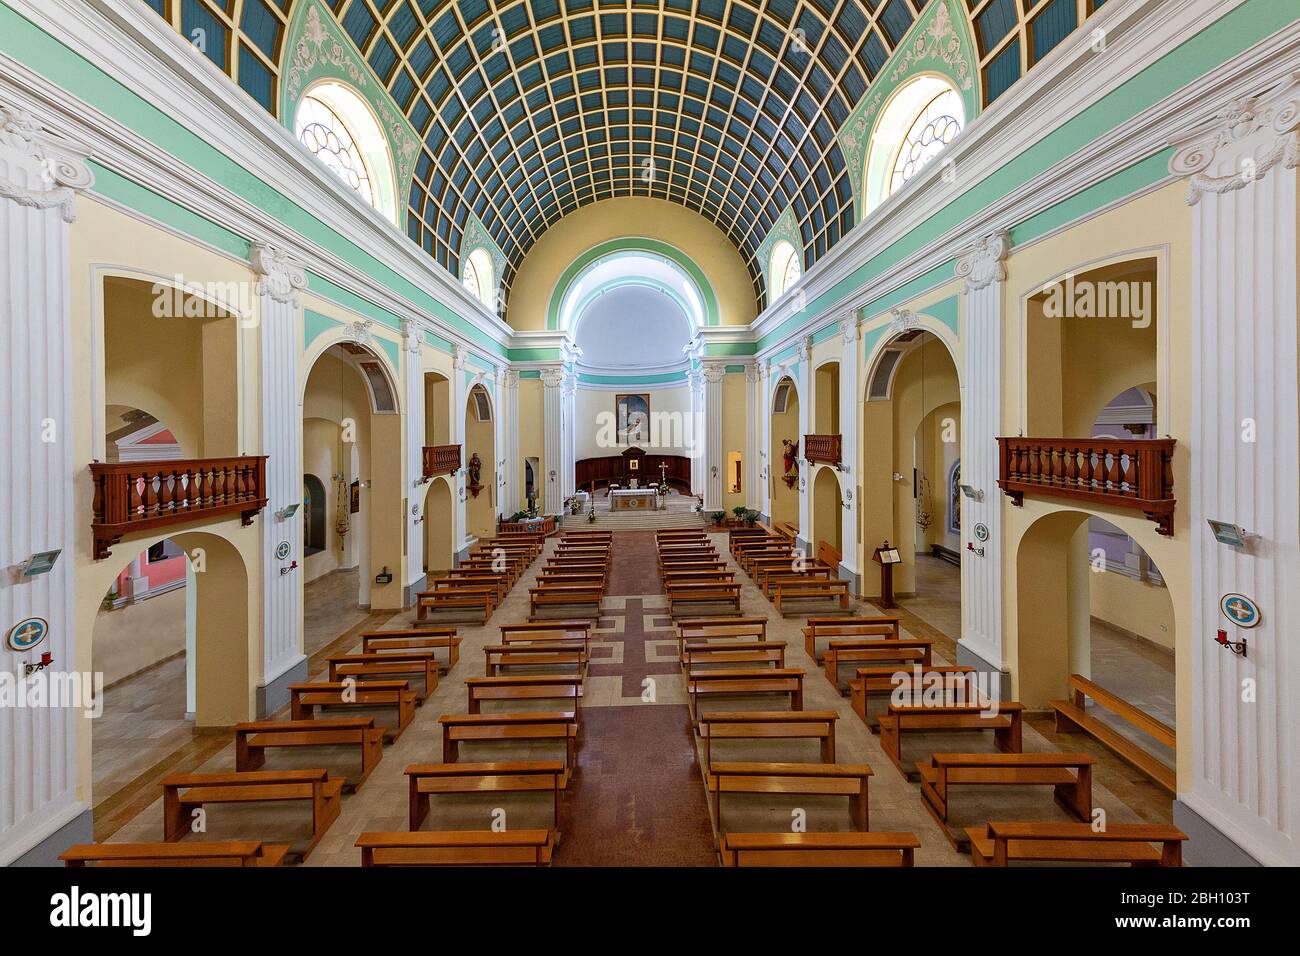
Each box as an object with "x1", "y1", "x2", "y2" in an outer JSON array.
[
  {"x1": 863, "y1": 74, "x2": 965, "y2": 217},
  {"x1": 295, "y1": 81, "x2": 399, "y2": 226}
]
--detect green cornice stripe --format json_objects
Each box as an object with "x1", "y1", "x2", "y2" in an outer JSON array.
[{"x1": 577, "y1": 370, "x2": 689, "y2": 386}]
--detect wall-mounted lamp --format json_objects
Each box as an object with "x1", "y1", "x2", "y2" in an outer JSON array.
[
  {"x1": 959, "y1": 484, "x2": 984, "y2": 503},
  {"x1": 20, "y1": 550, "x2": 61, "y2": 577},
  {"x1": 966, "y1": 542, "x2": 985, "y2": 557},
  {"x1": 276, "y1": 503, "x2": 301, "y2": 521},
  {"x1": 1215, "y1": 629, "x2": 1247, "y2": 657}
]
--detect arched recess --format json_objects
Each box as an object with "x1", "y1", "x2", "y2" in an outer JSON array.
[
  {"x1": 423, "y1": 476, "x2": 455, "y2": 575},
  {"x1": 464, "y1": 383, "x2": 497, "y2": 540},
  {"x1": 860, "y1": 323, "x2": 962, "y2": 609},
  {"x1": 301, "y1": 339, "x2": 404, "y2": 610},
  {"x1": 424, "y1": 370, "x2": 451, "y2": 446},
  {"x1": 769, "y1": 374, "x2": 801, "y2": 527},
  {"x1": 812, "y1": 467, "x2": 843, "y2": 557},
  {"x1": 814, "y1": 359, "x2": 841, "y2": 434}
]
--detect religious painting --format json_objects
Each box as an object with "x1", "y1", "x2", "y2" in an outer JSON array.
[
  {"x1": 350, "y1": 479, "x2": 361, "y2": 514},
  {"x1": 948, "y1": 460, "x2": 962, "y2": 535},
  {"x1": 616, "y1": 393, "x2": 650, "y2": 444}
]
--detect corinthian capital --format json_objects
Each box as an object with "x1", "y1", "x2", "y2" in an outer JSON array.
[
  {"x1": 249, "y1": 241, "x2": 308, "y2": 304},
  {"x1": 540, "y1": 367, "x2": 564, "y2": 389},
  {"x1": 954, "y1": 230, "x2": 1011, "y2": 292},
  {"x1": 0, "y1": 102, "x2": 94, "y2": 223}
]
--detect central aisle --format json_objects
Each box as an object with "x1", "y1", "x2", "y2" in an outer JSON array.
[{"x1": 556, "y1": 531, "x2": 717, "y2": 866}]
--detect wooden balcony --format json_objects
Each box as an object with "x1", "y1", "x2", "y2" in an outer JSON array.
[
  {"x1": 803, "y1": 434, "x2": 843, "y2": 466},
  {"x1": 997, "y1": 437, "x2": 1177, "y2": 536},
  {"x1": 90, "y1": 456, "x2": 268, "y2": 559},
  {"x1": 422, "y1": 444, "x2": 461, "y2": 479}
]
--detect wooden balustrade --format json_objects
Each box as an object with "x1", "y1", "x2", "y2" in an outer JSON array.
[
  {"x1": 803, "y1": 434, "x2": 843, "y2": 466},
  {"x1": 423, "y1": 444, "x2": 461, "y2": 479},
  {"x1": 90, "y1": 456, "x2": 268, "y2": 559},
  {"x1": 996, "y1": 437, "x2": 1176, "y2": 535}
]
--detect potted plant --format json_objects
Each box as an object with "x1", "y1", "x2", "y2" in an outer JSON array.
[
  {"x1": 587, "y1": 507, "x2": 597, "y2": 524},
  {"x1": 744, "y1": 509, "x2": 760, "y2": 527},
  {"x1": 731, "y1": 506, "x2": 747, "y2": 526},
  {"x1": 711, "y1": 510, "x2": 726, "y2": 527}
]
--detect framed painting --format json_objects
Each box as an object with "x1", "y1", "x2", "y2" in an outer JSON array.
[{"x1": 616, "y1": 393, "x2": 650, "y2": 445}]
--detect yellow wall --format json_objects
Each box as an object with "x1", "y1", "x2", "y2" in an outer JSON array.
[
  {"x1": 769, "y1": 379, "x2": 800, "y2": 525},
  {"x1": 1091, "y1": 570, "x2": 1176, "y2": 651},
  {"x1": 722, "y1": 371, "x2": 748, "y2": 513},
  {"x1": 505, "y1": 197, "x2": 757, "y2": 329},
  {"x1": 464, "y1": 388, "x2": 497, "y2": 538},
  {"x1": 517, "y1": 378, "x2": 545, "y2": 510}
]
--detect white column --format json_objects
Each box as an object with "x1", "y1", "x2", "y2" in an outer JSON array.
[
  {"x1": 1169, "y1": 74, "x2": 1300, "y2": 866},
  {"x1": 0, "y1": 102, "x2": 92, "y2": 863},
  {"x1": 795, "y1": 338, "x2": 812, "y2": 547},
  {"x1": 451, "y1": 346, "x2": 469, "y2": 551},
  {"x1": 501, "y1": 370, "x2": 519, "y2": 515},
  {"x1": 250, "y1": 242, "x2": 308, "y2": 707},
  {"x1": 702, "y1": 362, "x2": 726, "y2": 510},
  {"x1": 745, "y1": 363, "x2": 759, "y2": 512},
  {"x1": 401, "y1": 320, "x2": 424, "y2": 589},
  {"x1": 954, "y1": 231, "x2": 1010, "y2": 677},
  {"x1": 561, "y1": 372, "x2": 577, "y2": 500},
  {"x1": 541, "y1": 367, "x2": 564, "y2": 514},
  {"x1": 838, "y1": 316, "x2": 861, "y2": 582},
  {"x1": 758, "y1": 363, "x2": 772, "y2": 518},
  {"x1": 687, "y1": 368, "x2": 705, "y2": 498}
]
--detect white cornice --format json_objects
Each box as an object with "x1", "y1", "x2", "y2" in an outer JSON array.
[{"x1": 2, "y1": 0, "x2": 512, "y2": 348}]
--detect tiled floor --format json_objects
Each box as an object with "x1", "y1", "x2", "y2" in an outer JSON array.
[{"x1": 98, "y1": 529, "x2": 1175, "y2": 865}]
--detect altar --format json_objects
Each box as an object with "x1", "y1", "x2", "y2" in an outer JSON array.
[{"x1": 610, "y1": 488, "x2": 657, "y2": 511}]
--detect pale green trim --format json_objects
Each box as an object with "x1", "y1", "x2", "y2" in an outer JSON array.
[
  {"x1": 577, "y1": 370, "x2": 689, "y2": 386},
  {"x1": 755, "y1": 206, "x2": 803, "y2": 305}
]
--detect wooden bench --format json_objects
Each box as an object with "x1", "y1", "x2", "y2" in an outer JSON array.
[
  {"x1": 537, "y1": 571, "x2": 606, "y2": 587},
  {"x1": 662, "y1": 569, "x2": 736, "y2": 589},
  {"x1": 710, "y1": 762, "x2": 872, "y2": 833},
  {"x1": 688, "y1": 667, "x2": 805, "y2": 719},
  {"x1": 435, "y1": 567, "x2": 510, "y2": 597},
  {"x1": 879, "y1": 702, "x2": 1024, "y2": 778},
  {"x1": 773, "y1": 520, "x2": 799, "y2": 540},
  {"x1": 467, "y1": 674, "x2": 584, "y2": 717},
  {"x1": 737, "y1": 549, "x2": 795, "y2": 575},
  {"x1": 60, "y1": 841, "x2": 291, "y2": 867},
  {"x1": 357, "y1": 830, "x2": 554, "y2": 866},
  {"x1": 361, "y1": 629, "x2": 461, "y2": 672},
  {"x1": 822, "y1": 638, "x2": 934, "y2": 691},
  {"x1": 698, "y1": 710, "x2": 836, "y2": 765},
  {"x1": 1051, "y1": 673, "x2": 1176, "y2": 793},
  {"x1": 667, "y1": 581, "x2": 742, "y2": 616},
  {"x1": 234, "y1": 718, "x2": 384, "y2": 790},
  {"x1": 416, "y1": 584, "x2": 496, "y2": 624},
  {"x1": 683, "y1": 641, "x2": 785, "y2": 671},
  {"x1": 529, "y1": 584, "x2": 603, "y2": 620},
  {"x1": 719, "y1": 831, "x2": 918, "y2": 867},
  {"x1": 656, "y1": 560, "x2": 728, "y2": 574},
  {"x1": 774, "y1": 578, "x2": 851, "y2": 614},
  {"x1": 966, "y1": 822, "x2": 1187, "y2": 867},
  {"x1": 500, "y1": 621, "x2": 593, "y2": 656},
  {"x1": 762, "y1": 568, "x2": 835, "y2": 599},
  {"x1": 161, "y1": 769, "x2": 342, "y2": 857},
  {"x1": 484, "y1": 642, "x2": 587, "y2": 677},
  {"x1": 406, "y1": 760, "x2": 566, "y2": 830},
  {"x1": 804, "y1": 616, "x2": 901, "y2": 660},
  {"x1": 439, "y1": 712, "x2": 578, "y2": 770},
  {"x1": 328, "y1": 651, "x2": 439, "y2": 701},
  {"x1": 918, "y1": 752, "x2": 1094, "y2": 848},
  {"x1": 676, "y1": 616, "x2": 767, "y2": 659},
  {"x1": 851, "y1": 663, "x2": 975, "y2": 729},
  {"x1": 289, "y1": 680, "x2": 416, "y2": 741}
]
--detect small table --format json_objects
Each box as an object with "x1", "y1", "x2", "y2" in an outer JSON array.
[{"x1": 610, "y1": 489, "x2": 657, "y2": 511}]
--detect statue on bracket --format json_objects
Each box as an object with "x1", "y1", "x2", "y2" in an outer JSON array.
[
  {"x1": 781, "y1": 438, "x2": 800, "y2": 489},
  {"x1": 467, "y1": 452, "x2": 483, "y2": 497}
]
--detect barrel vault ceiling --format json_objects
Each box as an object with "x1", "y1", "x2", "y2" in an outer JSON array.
[{"x1": 140, "y1": 0, "x2": 1103, "y2": 312}]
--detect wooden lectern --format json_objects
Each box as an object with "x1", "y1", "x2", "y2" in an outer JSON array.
[{"x1": 872, "y1": 541, "x2": 902, "y2": 609}]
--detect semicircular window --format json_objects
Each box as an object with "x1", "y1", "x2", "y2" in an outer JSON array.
[
  {"x1": 864, "y1": 76, "x2": 966, "y2": 216},
  {"x1": 768, "y1": 241, "x2": 803, "y2": 304},
  {"x1": 294, "y1": 82, "x2": 397, "y2": 224}
]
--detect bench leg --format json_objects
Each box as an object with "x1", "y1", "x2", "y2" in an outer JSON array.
[
  {"x1": 409, "y1": 776, "x2": 428, "y2": 830},
  {"x1": 792, "y1": 683, "x2": 803, "y2": 711},
  {"x1": 443, "y1": 729, "x2": 458, "y2": 763},
  {"x1": 235, "y1": 735, "x2": 264, "y2": 773},
  {"x1": 851, "y1": 778, "x2": 869, "y2": 831},
  {"x1": 163, "y1": 789, "x2": 188, "y2": 842},
  {"x1": 822, "y1": 725, "x2": 836, "y2": 763}
]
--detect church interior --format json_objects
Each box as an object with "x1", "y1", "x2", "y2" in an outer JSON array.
[{"x1": 0, "y1": 0, "x2": 1297, "y2": 885}]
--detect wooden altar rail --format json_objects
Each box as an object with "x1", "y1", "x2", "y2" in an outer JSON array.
[
  {"x1": 498, "y1": 516, "x2": 556, "y2": 536},
  {"x1": 90, "y1": 456, "x2": 268, "y2": 559},
  {"x1": 423, "y1": 444, "x2": 462, "y2": 479},
  {"x1": 803, "y1": 434, "x2": 842, "y2": 466},
  {"x1": 996, "y1": 437, "x2": 1176, "y2": 536}
]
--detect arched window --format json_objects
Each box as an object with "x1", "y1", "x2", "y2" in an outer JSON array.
[
  {"x1": 863, "y1": 76, "x2": 965, "y2": 216},
  {"x1": 462, "y1": 247, "x2": 496, "y2": 311},
  {"x1": 294, "y1": 82, "x2": 398, "y2": 225},
  {"x1": 768, "y1": 240, "x2": 802, "y2": 303}
]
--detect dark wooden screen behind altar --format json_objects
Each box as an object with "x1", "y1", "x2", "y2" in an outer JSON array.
[{"x1": 575, "y1": 447, "x2": 692, "y2": 493}]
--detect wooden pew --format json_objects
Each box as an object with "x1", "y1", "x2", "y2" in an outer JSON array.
[
  {"x1": 467, "y1": 674, "x2": 584, "y2": 716},
  {"x1": 500, "y1": 621, "x2": 593, "y2": 656},
  {"x1": 416, "y1": 583, "x2": 496, "y2": 624},
  {"x1": 667, "y1": 580, "x2": 742, "y2": 616},
  {"x1": 878, "y1": 702, "x2": 1024, "y2": 778},
  {"x1": 918, "y1": 752, "x2": 1094, "y2": 848},
  {"x1": 676, "y1": 616, "x2": 767, "y2": 659},
  {"x1": 289, "y1": 680, "x2": 416, "y2": 741},
  {"x1": 662, "y1": 569, "x2": 736, "y2": 589},
  {"x1": 542, "y1": 561, "x2": 607, "y2": 574},
  {"x1": 484, "y1": 641, "x2": 587, "y2": 677},
  {"x1": 61, "y1": 841, "x2": 290, "y2": 867},
  {"x1": 161, "y1": 769, "x2": 343, "y2": 858},
  {"x1": 406, "y1": 761, "x2": 566, "y2": 830},
  {"x1": 656, "y1": 560, "x2": 728, "y2": 574},
  {"x1": 822, "y1": 638, "x2": 938, "y2": 691},
  {"x1": 774, "y1": 578, "x2": 851, "y2": 614},
  {"x1": 762, "y1": 567, "x2": 835, "y2": 599},
  {"x1": 361, "y1": 628, "x2": 461, "y2": 672},
  {"x1": 328, "y1": 651, "x2": 439, "y2": 701},
  {"x1": 966, "y1": 822, "x2": 1187, "y2": 867},
  {"x1": 688, "y1": 667, "x2": 805, "y2": 719},
  {"x1": 710, "y1": 762, "x2": 872, "y2": 832},
  {"x1": 737, "y1": 548, "x2": 795, "y2": 576},
  {"x1": 698, "y1": 710, "x2": 837, "y2": 765},
  {"x1": 357, "y1": 830, "x2": 555, "y2": 866},
  {"x1": 1051, "y1": 673, "x2": 1176, "y2": 793},
  {"x1": 683, "y1": 640, "x2": 785, "y2": 670},
  {"x1": 804, "y1": 616, "x2": 901, "y2": 661},
  {"x1": 719, "y1": 831, "x2": 918, "y2": 867},
  {"x1": 234, "y1": 718, "x2": 384, "y2": 790},
  {"x1": 851, "y1": 664, "x2": 977, "y2": 729},
  {"x1": 439, "y1": 712, "x2": 578, "y2": 771},
  {"x1": 529, "y1": 583, "x2": 603, "y2": 620},
  {"x1": 430, "y1": 569, "x2": 508, "y2": 603}
]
